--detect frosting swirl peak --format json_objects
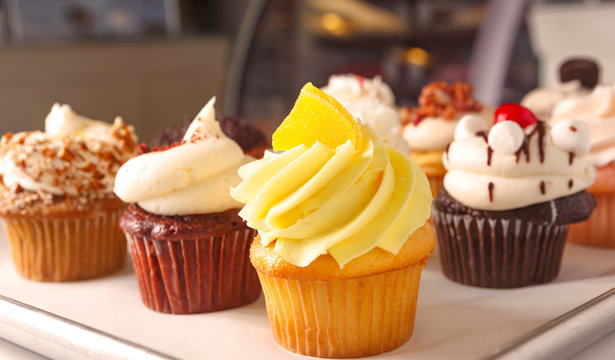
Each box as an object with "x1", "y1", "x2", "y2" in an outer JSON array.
[
  {"x1": 231, "y1": 126, "x2": 431, "y2": 268},
  {"x1": 114, "y1": 97, "x2": 250, "y2": 215}
]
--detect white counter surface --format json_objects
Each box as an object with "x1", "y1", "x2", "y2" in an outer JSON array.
[{"x1": 0, "y1": 235, "x2": 614, "y2": 360}]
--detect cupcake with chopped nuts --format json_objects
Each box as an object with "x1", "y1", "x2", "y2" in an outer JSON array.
[
  {"x1": 433, "y1": 104, "x2": 596, "y2": 288},
  {"x1": 0, "y1": 103, "x2": 137, "y2": 281},
  {"x1": 400, "y1": 82, "x2": 491, "y2": 196}
]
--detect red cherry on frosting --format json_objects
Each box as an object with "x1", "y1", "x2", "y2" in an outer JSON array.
[{"x1": 494, "y1": 103, "x2": 538, "y2": 129}]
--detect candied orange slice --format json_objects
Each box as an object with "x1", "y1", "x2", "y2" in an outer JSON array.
[{"x1": 272, "y1": 83, "x2": 364, "y2": 152}]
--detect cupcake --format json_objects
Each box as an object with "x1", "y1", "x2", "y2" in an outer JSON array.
[
  {"x1": 231, "y1": 83, "x2": 434, "y2": 358},
  {"x1": 400, "y1": 82, "x2": 490, "y2": 196},
  {"x1": 0, "y1": 103, "x2": 137, "y2": 281},
  {"x1": 551, "y1": 83, "x2": 615, "y2": 247},
  {"x1": 114, "y1": 97, "x2": 260, "y2": 314},
  {"x1": 521, "y1": 58, "x2": 598, "y2": 120},
  {"x1": 321, "y1": 74, "x2": 409, "y2": 153},
  {"x1": 150, "y1": 113, "x2": 270, "y2": 158},
  {"x1": 433, "y1": 104, "x2": 596, "y2": 288}
]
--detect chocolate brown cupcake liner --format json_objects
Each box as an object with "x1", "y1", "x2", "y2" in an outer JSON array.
[
  {"x1": 568, "y1": 192, "x2": 615, "y2": 248},
  {"x1": 1, "y1": 209, "x2": 126, "y2": 282},
  {"x1": 126, "y1": 228, "x2": 260, "y2": 314},
  {"x1": 432, "y1": 207, "x2": 569, "y2": 288},
  {"x1": 256, "y1": 264, "x2": 424, "y2": 358}
]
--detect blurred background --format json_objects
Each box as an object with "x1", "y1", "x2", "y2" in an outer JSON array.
[{"x1": 0, "y1": 0, "x2": 614, "y2": 141}]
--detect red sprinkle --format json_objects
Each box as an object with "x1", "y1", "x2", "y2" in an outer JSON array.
[{"x1": 356, "y1": 74, "x2": 365, "y2": 88}]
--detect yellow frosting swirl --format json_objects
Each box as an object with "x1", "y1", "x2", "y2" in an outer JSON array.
[{"x1": 231, "y1": 125, "x2": 432, "y2": 268}]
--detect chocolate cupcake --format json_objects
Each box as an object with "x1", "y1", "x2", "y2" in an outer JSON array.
[
  {"x1": 150, "y1": 113, "x2": 269, "y2": 158},
  {"x1": 0, "y1": 104, "x2": 137, "y2": 281},
  {"x1": 114, "y1": 97, "x2": 260, "y2": 314},
  {"x1": 433, "y1": 104, "x2": 596, "y2": 288}
]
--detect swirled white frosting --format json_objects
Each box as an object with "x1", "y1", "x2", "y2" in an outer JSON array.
[
  {"x1": 521, "y1": 80, "x2": 589, "y2": 121},
  {"x1": 551, "y1": 84, "x2": 615, "y2": 167},
  {"x1": 114, "y1": 97, "x2": 251, "y2": 215},
  {"x1": 322, "y1": 74, "x2": 409, "y2": 153},
  {"x1": 444, "y1": 119, "x2": 595, "y2": 211},
  {"x1": 403, "y1": 109, "x2": 492, "y2": 151},
  {"x1": 0, "y1": 103, "x2": 137, "y2": 196}
]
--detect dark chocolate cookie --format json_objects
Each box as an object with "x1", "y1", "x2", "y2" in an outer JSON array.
[{"x1": 559, "y1": 58, "x2": 600, "y2": 89}]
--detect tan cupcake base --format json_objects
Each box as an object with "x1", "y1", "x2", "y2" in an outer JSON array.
[
  {"x1": 2, "y1": 209, "x2": 126, "y2": 282},
  {"x1": 427, "y1": 175, "x2": 444, "y2": 198},
  {"x1": 410, "y1": 149, "x2": 445, "y2": 198},
  {"x1": 257, "y1": 264, "x2": 423, "y2": 358},
  {"x1": 568, "y1": 192, "x2": 615, "y2": 248}
]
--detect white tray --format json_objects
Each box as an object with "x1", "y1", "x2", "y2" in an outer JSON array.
[{"x1": 1, "y1": 234, "x2": 615, "y2": 360}]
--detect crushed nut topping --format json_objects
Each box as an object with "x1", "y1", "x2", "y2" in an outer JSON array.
[
  {"x1": 0, "y1": 118, "x2": 137, "y2": 200},
  {"x1": 400, "y1": 82, "x2": 483, "y2": 126}
]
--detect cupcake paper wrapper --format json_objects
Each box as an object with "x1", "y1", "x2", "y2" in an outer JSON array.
[
  {"x1": 432, "y1": 207, "x2": 568, "y2": 288},
  {"x1": 256, "y1": 264, "x2": 424, "y2": 358},
  {"x1": 1, "y1": 209, "x2": 126, "y2": 282},
  {"x1": 126, "y1": 228, "x2": 260, "y2": 314},
  {"x1": 568, "y1": 192, "x2": 615, "y2": 248}
]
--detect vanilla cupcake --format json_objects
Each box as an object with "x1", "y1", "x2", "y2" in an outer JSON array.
[
  {"x1": 400, "y1": 82, "x2": 491, "y2": 196},
  {"x1": 551, "y1": 83, "x2": 615, "y2": 247},
  {"x1": 232, "y1": 83, "x2": 434, "y2": 358},
  {"x1": 322, "y1": 74, "x2": 409, "y2": 153},
  {"x1": 433, "y1": 104, "x2": 596, "y2": 288},
  {"x1": 0, "y1": 104, "x2": 137, "y2": 281},
  {"x1": 114, "y1": 98, "x2": 260, "y2": 314}
]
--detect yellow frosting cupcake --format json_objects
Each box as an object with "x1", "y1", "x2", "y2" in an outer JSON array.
[{"x1": 231, "y1": 83, "x2": 434, "y2": 358}]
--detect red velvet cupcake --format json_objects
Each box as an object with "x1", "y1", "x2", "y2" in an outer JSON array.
[{"x1": 114, "y1": 98, "x2": 260, "y2": 313}]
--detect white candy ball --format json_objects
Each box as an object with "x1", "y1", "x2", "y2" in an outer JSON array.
[
  {"x1": 455, "y1": 114, "x2": 489, "y2": 140},
  {"x1": 488, "y1": 121, "x2": 525, "y2": 154},
  {"x1": 551, "y1": 118, "x2": 591, "y2": 156}
]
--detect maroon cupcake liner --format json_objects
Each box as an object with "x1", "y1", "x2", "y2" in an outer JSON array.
[
  {"x1": 125, "y1": 228, "x2": 261, "y2": 314},
  {"x1": 432, "y1": 207, "x2": 569, "y2": 288}
]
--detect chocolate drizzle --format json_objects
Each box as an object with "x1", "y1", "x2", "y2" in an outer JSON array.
[
  {"x1": 475, "y1": 131, "x2": 488, "y2": 142},
  {"x1": 569, "y1": 152, "x2": 575, "y2": 165},
  {"x1": 487, "y1": 147, "x2": 493, "y2": 166},
  {"x1": 475, "y1": 131, "x2": 493, "y2": 166},
  {"x1": 488, "y1": 182, "x2": 494, "y2": 202},
  {"x1": 540, "y1": 181, "x2": 546, "y2": 195},
  {"x1": 568, "y1": 179, "x2": 574, "y2": 189},
  {"x1": 515, "y1": 121, "x2": 547, "y2": 164}
]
